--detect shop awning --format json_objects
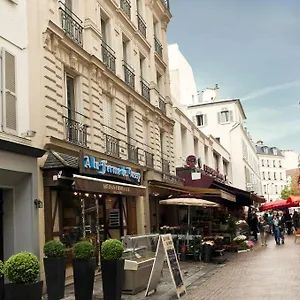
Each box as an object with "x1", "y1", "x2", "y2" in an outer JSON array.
[
  {"x1": 149, "y1": 180, "x2": 236, "y2": 202},
  {"x1": 251, "y1": 194, "x2": 266, "y2": 204},
  {"x1": 73, "y1": 174, "x2": 146, "y2": 197}
]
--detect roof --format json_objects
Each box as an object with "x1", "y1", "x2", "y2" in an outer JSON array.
[
  {"x1": 42, "y1": 150, "x2": 78, "y2": 169},
  {"x1": 256, "y1": 145, "x2": 284, "y2": 157},
  {"x1": 188, "y1": 99, "x2": 247, "y2": 120}
]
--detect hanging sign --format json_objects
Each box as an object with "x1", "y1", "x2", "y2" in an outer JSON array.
[
  {"x1": 186, "y1": 155, "x2": 197, "y2": 167},
  {"x1": 145, "y1": 234, "x2": 186, "y2": 298}
]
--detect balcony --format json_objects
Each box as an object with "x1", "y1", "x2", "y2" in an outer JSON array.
[
  {"x1": 104, "y1": 133, "x2": 120, "y2": 158},
  {"x1": 101, "y1": 41, "x2": 116, "y2": 73},
  {"x1": 120, "y1": 0, "x2": 131, "y2": 19},
  {"x1": 123, "y1": 61, "x2": 135, "y2": 89},
  {"x1": 63, "y1": 115, "x2": 88, "y2": 147},
  {"x1": 162, "y1": 155, "x2": 170, "y2": 174},
  {"x1": 140, "y1": 78, "x2": 150, "y2": 101},
  {"x1": 154, "y1": 36, "x2": 163, "y2": 58},
  {"x1": 137, "y1": 13, "x2": 147, "y2": 38},
  {"x1": 128, "y1": 143, "x2": 138, "y2": 164},
  {"x1": 159, "y1": 95, "x2": 166, "y2": 115},
  {"x1": 145, "y1": 150, "x2": 154, "y2": 168},
  {"x1": 59, "y1": 1, "x2": 83, "y2": 47}
]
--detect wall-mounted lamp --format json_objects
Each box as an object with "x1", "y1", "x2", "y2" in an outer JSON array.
[{"x1": 34, "y1": 199, "x2": 43, "y2": 209}]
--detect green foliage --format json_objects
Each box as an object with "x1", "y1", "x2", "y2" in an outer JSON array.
[
  {"x1": 101, "y1": 239, "x2": 124, "y2": 261},
  {"x1": 4, "y1": 252, "x2": 40, "y2": 284},
  {"x1": 0, "y1": 260, "x2": 3, "y2": 278},
  {"x1": 44, "y1": 240, "x2": 66, "y2": 258},
  {"x1": 281, "y1": 185, "x2": 294, "y2": 200},
  {"x1": 239, "y1": 241, "x2": 249, "y2": 250},
  {"x1": 73, "y1": 241, "x2": 94, "y2": 260}
]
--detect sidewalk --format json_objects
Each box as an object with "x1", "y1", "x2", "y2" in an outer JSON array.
[
  {"x1": 185, "y1": 235, "x2": 300, "y2": 300},
  {"x1": 43, "y1": 253, "x2": 236, "y2": 300}
]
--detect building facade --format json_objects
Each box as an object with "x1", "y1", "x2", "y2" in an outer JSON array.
[
  {"x1": 0, "y1": 0, "x2": 45, "y2": 263},
  {"x1": 282, "y1": 149, "x2": 300, "y2": 171},
  {"x1": 188, "y1": 91, "x2": 261, "y2": 195},
  {"x1": 256, "y1": 141, "x2": 286, "y2": 202}
]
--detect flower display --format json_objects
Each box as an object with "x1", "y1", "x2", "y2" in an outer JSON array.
[
  {"x1": 233, "y1": 235, "x2": 247, "y2": 242},
  {"x1": 247, "y1": 240, "x2": 254, "y2": 248}
]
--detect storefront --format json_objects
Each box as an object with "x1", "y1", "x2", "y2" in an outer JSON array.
[
  {"x1": 42, "y1": 150, "x2": 146, "y2": 266},
  {"x1": 0, "y1": 138, "x2": 45, "y2": 262}
]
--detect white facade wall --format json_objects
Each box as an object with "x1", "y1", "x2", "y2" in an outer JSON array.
[
  {"x1": 168, "y1": 44, "x2": 198, "y2": 106},
  {"x1": 282, "y1": 150, "x2": 299, "y2": 170},
  {"x1": 0, "y1": 0, "x2": 30, "y2": 137},
  {"x1": 258, "y1": 154, "x2": 286, "y2": 202}
]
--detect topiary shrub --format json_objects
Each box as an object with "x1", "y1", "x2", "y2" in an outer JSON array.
[
  {"x1": 44, "y1": 240, "x2": 66, "y2": 258},
  {"x1": 0, "y1": 260, "x2": 3, "y2": 278},
  {"x1": 101, "y1": 239, "x2": 124, "y2": 261},
  {"x1": 73, "y1": 241, "x2": 94, "y2": 260},
  {"x1": 4, "y1": 252, "x2": 40, "y2": 284}
]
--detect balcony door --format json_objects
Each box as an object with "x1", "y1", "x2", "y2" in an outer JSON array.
[{"x1": 65, "y1": 74, "x2": 76, "y2": 143}]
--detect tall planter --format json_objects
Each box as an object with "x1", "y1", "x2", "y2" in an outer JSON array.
[
  {"x1": 73, "y1": 257, "x2": 96, "y2": 300},
  {"x1": 5, "y1": 281, "x2": 43, "y2": 300},
  {"x1": 101, "y1": 259, "x2": 124, "y2": 300},
  {"x1": 44, "y1": 257, "x2": 66, "y2": 300}
]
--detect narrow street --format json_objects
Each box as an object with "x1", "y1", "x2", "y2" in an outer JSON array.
[{"x1": 185, "y1": 235, "x2": 300, "y2": 300}]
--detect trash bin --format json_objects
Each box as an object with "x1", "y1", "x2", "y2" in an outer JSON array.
[{"x1": 202, "y1": 244, "x2": 213, "y2": 263}]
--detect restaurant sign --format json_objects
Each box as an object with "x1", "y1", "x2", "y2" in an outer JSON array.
[
  {"x1": 81, "y1": 155, "x2": 141, "y2": 183},
  {"x1": 203, "y1": 164, "x2": 226, "y2": 182}
]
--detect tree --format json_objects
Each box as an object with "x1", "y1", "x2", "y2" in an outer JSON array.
[{"x1": 281, "y1": 185, "x2": 293, "y2": 200}]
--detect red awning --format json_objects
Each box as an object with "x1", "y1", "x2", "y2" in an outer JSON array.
[{"x1": 259, "y1": 198, "x2": 299, "y2": 211}]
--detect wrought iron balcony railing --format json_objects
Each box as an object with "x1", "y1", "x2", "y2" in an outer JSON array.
[
  {"x1": 123, "y1": 61, "x2": 135, "y2": 89},
  {"x1": 159, "y1": 95, "x2": 166, "y2": 115},
  {"x1": 145, "y1": 150, "x2": 154, "y2": 168},
  {"x1": 59, "y1": 1, "x2": 83, "y2": 47},
  {"x1": 137, "y1": 13, "x2": 147, "y2": 38},
  {"x1": 63, "y1": 116, "x2": 88, "y2": 147},
  {"x1": 154, "y1": 36, "x2": 163, "y2": 58},
  {"x1": 140, "y1": 78, "x2": 150, "y2": 101},
  {"x1": 128, "y1": 143, "x2": 138, "y2": 164},
  {"x1": 120, "y1": 0, "x2": 131, "y2": 18},
  {"x1": 162, "y1": 158, "x2": 170, "y2": 174},
  {"x1": 101, "y1": 41, "x2": 116, "y2": 73},
  {"x1": 104, "y1": 133, "x2": 120, "y2": 158}
]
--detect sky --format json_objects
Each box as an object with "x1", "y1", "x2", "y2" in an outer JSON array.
[{"x1": 167, "y1": 0, "x2": 300, "y2": 152}]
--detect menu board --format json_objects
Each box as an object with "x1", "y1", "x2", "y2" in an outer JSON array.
[{"x1": 145, "y1": 234, "x2": 186, "y2": 298}]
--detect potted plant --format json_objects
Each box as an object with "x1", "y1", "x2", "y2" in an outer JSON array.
[
  {"x1": 101, "y1": 239, "x2": 124, "y2": 300},
  {"x1": 72, "y1": 241, "x2": 95, "y2": 300},
  {"x1": 0, "y1": 260, "x2": 3, "y2": 300},
  {"x1": 4, "y1": 252, "x2": 42, "y2": 300},
  {"x1": 43, "y1": 240, "x2": 66, "y2": 300}
]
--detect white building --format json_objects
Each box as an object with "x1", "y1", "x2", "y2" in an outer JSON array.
[
  {"x1": 188, "y1": 88, "x2": 261, "y2": 195},
  {"x1": 0, "y1": 0, "x2": 44, "y2": 262},
  {"x1": 256, "y1": 141, "x2": 286, "y2": 202},
  {"x1": 282, "y1": 150, "x2": 300, "y2": 170}
]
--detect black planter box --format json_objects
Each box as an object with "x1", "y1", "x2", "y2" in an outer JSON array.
[
  {"x1": 73, "y1": 257, "x2": 96, "y2": 300},
  {"x1": 5, "y1": 281, "x2": 43, "y2": 300},
  {"x1": 101, "y1": 259, "x2": 124, "y2": 300},
  {"x1": 44, "y1": 257, "x2": 66, "y2": 300}
]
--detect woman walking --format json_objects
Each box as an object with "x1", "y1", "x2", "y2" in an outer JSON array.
[
  {"x1": 272, "y1": 213, "x2": 281, "y2": 245},
  {"x1": 258, "y1": 216, "x2": 269, "y2": 246}
]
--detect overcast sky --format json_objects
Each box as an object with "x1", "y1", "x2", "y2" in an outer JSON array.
[{"x1": 167, "y1": 0, "x2": 300, "y2": 152}]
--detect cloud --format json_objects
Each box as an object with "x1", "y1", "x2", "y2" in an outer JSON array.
[{"x1": 241, "y1": 80, "x2": 300, "y2": 102}]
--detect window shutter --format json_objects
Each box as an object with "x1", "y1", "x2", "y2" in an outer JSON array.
[
  {"x1": 217, "y1": 112, "x2": 221, "y2": 124},
  {"x1": 229, "y1": 110, "x2": 234, "y2": 122},
  {"x1": 2, "y1": 49, "x2": 17, "y2": 134},
  {"x1": 204, "y1": 114, "x2": 207, "y2": 126},
  {"x1": 192, "y1": 115, "x2": 196, "y2": 125}
]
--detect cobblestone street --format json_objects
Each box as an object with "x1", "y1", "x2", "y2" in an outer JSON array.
[{"x1": 185, "y1": 235, "x2": 300, "y2": 300}]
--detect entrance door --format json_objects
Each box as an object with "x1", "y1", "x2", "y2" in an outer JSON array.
[{"x1": 0, "y1": 189, "x2": 3, "y2": 262}]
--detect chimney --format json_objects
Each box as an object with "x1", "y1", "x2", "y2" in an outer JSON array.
[
  {"x1": 256, "y1": 140, "x2": 263, "y2": 145},
  {"x1": 215, "y1": 84, "x2": 219, "y2": 100}
]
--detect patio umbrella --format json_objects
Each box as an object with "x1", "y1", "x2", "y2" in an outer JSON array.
[
  {"x1": 259, "y1": 198, "x2": 298, "y2": 212},
  {"x1": 159, "y1": 198, "x2": 220, "y2": 239}
]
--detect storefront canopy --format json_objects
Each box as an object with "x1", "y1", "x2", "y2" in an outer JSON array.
[
  {"x1": 159, "y1": 198, "x2": 221, "y2": 208},
  {"x1": 259, "y1": 198, "x2": 299, "y2": 211}
]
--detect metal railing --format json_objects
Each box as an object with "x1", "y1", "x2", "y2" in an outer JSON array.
[
  {"x1": 145, "y1": 150, "x2": 154, "y2": 168},
  {"x1": 59, "y1": 1, "x2": 83, "y2": 47},
  {"x1": 154, "y1": 36, "x2": 163, "y2": 58},
  {"x1": 120, "y1": 0, "x2": 131, "y2": 18},
  {"x1": 159, "y1": 95, "x2": 166, "y2": 115},
  {"x1": 101, "y1": 41, "x2": 116, "y2": 73},
  {"x1": 104, "y1": 133, "x2": 120, "y2": 158},
  {"x1": 128, "y1": 143, "x2": 138, "y2": 164},
  {"x1": 123, "y1": 61, "x2": 135, "y2": 89},
  {"x1": 137, "y1": 13, "x2": 147, "y2": 38},
  {"x1": 63, "y1": 116, "x2": 88, "y2": 147},
  {"x1": 162, "y1": 157, "x2": 170, "y2": 174},
  {"x1": 140, "y1": 78, "x2": 150, "y2": 101}
]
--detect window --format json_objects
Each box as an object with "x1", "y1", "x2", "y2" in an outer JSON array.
[
  {"x1": 275, "y1": 185, "x2": 278, "y2": 194},
  {"x1": 66, "y1": 74, "x2": 76, "y2": 121},
  {"x1": 213, "y1": 152, "x2": 219, "y2": 171},
  {"x1": 273, "y1": 160, "x2": 276, "y2": 167},
  {"x1": 194, "y1": 138, "x2": 199, "y2": 157},
  {"x1": 1, "y1": 48, "x2": 17, "y2": 134},
  {"x1": 261, "y1": 159, "x2": 264, "y2": 166},
  {"x1": 280, "y1": 172, "x2": 283, "y2": 180},
  {"x1": 263, "y1": 147, "x2": 268, "y2": 154},
  {"x1": 279, "y1": 160, "x2": 282, "y2": 168},
  {"x1": 274, "y1": 172, "x2": 277, "y2": 180},
  {"x1": 196, "y1": 114, "x2": 207, "y2": 127},
  {"x1": 267, "y1": 160, "x2": 269, "y2": 167},
  {"x1": 101, "y1": 17, "x2": 108, "y2": 43},
  {"x1": 268, "y1": 172, "x2": 271, "y2": 180},
  {"x1": 139, "y1": 54, "x2": 145, "y2": 78},
  {"x1": 65, "y1": 0, "x2": 72, "y2": 11},
  {"x1": 218, "y1": 108, "x2": 233, "y2": 124},
  {"x1": 122, "y1": 36, "x2": 129, "y2": 63},
  {"x1": 273, "y1": 148, "x2": 278, "y2": 155},
  {"x1": 262, "y1": 172, "x2": 265, "y2": 180},
  {"x1": 263, "y1": 185, "x2": 267, "y2": 194}
]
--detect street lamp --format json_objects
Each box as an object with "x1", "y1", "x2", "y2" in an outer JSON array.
[{"x1": 267, "y1": 183, "x2": 274, "y2": 202}]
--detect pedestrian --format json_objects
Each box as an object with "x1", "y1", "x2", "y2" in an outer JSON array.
[
  {"x1": 284, "y1": 210, "x2": 292, "y2": 235},
  {"x1": 258, "y1": 216, "x2": 269, "y2": 246},
  {"x1": 292, "y1": 211, "x2": 299, "y2": 231},
  {"x1": 278, "y1": 211, "x2": 285, "y2": 244},
  {"x1": 272, "y1": 213, "x2": 281, "y2": 245},
  {"x1": 249, "y1": 213, "x2": 258, "y2": 241}
]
